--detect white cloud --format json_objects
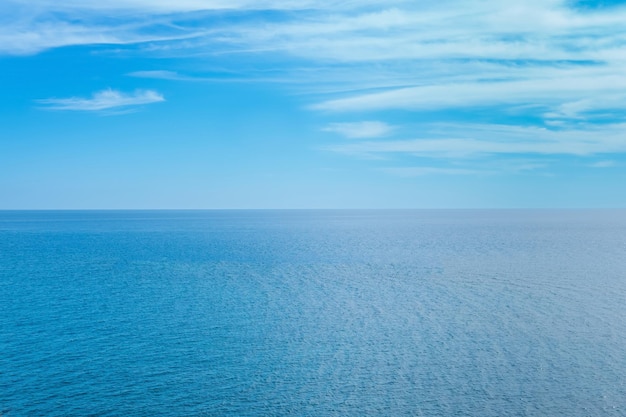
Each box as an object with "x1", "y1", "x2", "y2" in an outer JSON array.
[
  {"x1": 325, "y1": 122, "x2": 626, "y2": 158},
  {"x1": 0, "y1": 19, "x2": 203, "y2": 55},
  {"x1": 212, "y1": 1, "x2": 626, "y2": 65},
  {"x1": 5, "y1": 0, "x2": 383, "y2": 14},
  {"x1": 127, "y1": 70, "x2": 188, "y2": 81},
  {"x1": 126, "y1": 69, "x2": 301, "y2": 84},
  {"x1": 37, "y1": 89, "x2": 165, "y2": 111},
  {"x1": 6, "y1": 0, "x2": 626, "y2": 162},
  {"x1": 312, "y1": 70, "x2": 626, "y2": 113},
  {"x1": 195, "y1": 1, "x2": 626, "y2": 125},
  {"x1": 323, "y1": 121, "x2": 394, "y2": 139},
  {"x1": 5, "y1": 1, "x2": 626, "y2": 63}
]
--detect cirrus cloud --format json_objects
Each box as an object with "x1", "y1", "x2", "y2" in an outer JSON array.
[
  {"x1": 36, "y1": 88, "x2": 165, "y2": 112},
  {"x1": 323, "y1": 121, "x2": 395, "y2": 139},
  {"x1": 7, "y1": 0, "x2": 626, "y2": 171}
]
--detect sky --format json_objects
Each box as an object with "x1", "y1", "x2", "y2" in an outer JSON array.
[{"x1": 2, "y1": 0, "x2": 626, "y2": 209}]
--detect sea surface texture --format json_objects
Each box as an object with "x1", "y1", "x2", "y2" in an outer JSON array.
[{"x1": 1, "y1": 210, "x2": 626, "y2": 416}]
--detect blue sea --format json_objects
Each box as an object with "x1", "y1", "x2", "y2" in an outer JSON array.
[{"x1": 1, "y1": 210, "x2": 626, "y2": 416}]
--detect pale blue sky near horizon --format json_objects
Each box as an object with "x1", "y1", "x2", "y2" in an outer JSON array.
[{"x1": 2, "y1": 0, "x2": 626, "y2": 209}]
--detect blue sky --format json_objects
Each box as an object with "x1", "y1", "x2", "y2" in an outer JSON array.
[{"x1": 2, "y1": 0, "x2": 626, "y2": 208}]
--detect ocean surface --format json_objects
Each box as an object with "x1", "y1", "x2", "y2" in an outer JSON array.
[{"x1": 1, "y1": 210, "x2": 626, "y2": 416}]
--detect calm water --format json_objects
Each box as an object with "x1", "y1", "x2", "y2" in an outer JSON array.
[{"x1": 1, "y1": 210, "x2": 626, "y2": 416}]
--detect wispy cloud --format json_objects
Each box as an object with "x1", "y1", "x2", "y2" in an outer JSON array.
[
  {"x1": 126, "y1": 70, "x2": 280, "y2": 84},
  {"x1": 0, "y1": 0, "x2": 403, "y2": 55},
  {"x1": 37, "y1": 89, "x2": 165, "y2": 112},
  {"x1": 128, "y1": 71, "x2": 192, "y2": 81},
  {"x1": 326, "y1": 122, "x2": 626, "y2": 158},
  {"x1": 6, "y1": 0, "x2": 370, "y2": 14},
  {"x1": 0, "y1": 10, "x2": 204, "y2": 55},
  {"x1": 323, "y1": 121, "x2": 394, "y2": 139},
  {"x1": 7, "y1": 0, "x2": 626, "y2": 167},
  {"x1": 311, "y1": 69, "x2": 626, "y2": 115}
]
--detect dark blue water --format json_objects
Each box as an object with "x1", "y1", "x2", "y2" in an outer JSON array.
[{"x1": 2, "y1": 210, "x2": 626, "y2": 416}]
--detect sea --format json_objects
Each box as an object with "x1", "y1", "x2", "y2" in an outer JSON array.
[{"x1": 1, "y1": 209, "x2": 626, "y2": 416}]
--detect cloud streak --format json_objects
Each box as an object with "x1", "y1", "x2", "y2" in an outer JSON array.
[
  {"x1": 312, "y1": 71, "x2": 626, "y2": 114},
  {"x1": 326, "y1": 122, "x2": 626, "y2": 158},
  {"x1": 323, "y1": 121, "x2": 394, "y2": 139},
  {"x1": 37, "y1": 89, "x2": 165, "y2": 111}
]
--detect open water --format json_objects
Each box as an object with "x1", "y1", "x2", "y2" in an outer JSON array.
[{"x1": 1, "y1": 210, "x2": 626, "y2": 416}]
